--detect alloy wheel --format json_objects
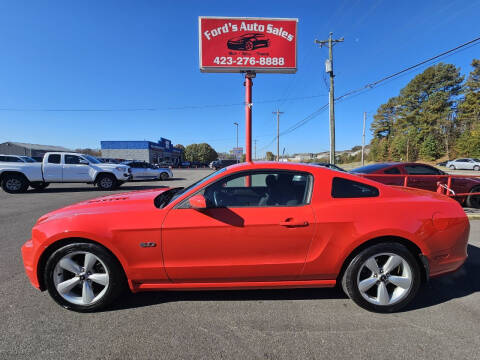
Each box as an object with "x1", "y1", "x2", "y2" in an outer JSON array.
[
  {"x1": 53, "y1": 251, "x2": 110, "y2": 306},
  {"x1": 5, "y1": 178, "x2": 22, "y2": 191},
  {"x1": 100, "y1": 177, "x2": 113, "y2": 189},
  {"x1": 357, "y1": 252, "x2": 413, "y2": 306}
]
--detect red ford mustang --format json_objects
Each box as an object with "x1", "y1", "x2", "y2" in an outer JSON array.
[{"x1": 21, "y1": 162, "x2": 469, "y2": 313}]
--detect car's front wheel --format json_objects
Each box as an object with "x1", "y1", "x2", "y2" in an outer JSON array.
[
  {"x1": 44, "y1": 242, "x2": 126, "y2": 312},
  {"x1": 466, "y1": 186, "x2": 480, "y2": 208},
  {"x1": 342, "y1": 243, "x2": 421, "y2": 313},
  {"x1": 159, "y1": 172, "x2": 169, "y2": 180},
  {"x1": 474, "y1": 165, "x2": 480, "y2": 171},
  {"x1": 96, "y1": 174, "x2": 117, "y2": 190},
  {"x1": 449, "y1": 165, "x2": 456, "y2": 170}
]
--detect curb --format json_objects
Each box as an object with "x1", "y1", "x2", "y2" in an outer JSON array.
[{"x1": 467, "y1": 214, "x2": 480, "y2": 220}]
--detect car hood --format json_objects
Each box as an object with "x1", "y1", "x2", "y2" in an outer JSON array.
[
  {"x1": 36, "y1": 188, "x2": 170, "y2": 224},
  {"x1": 94, "y1": 163, "x2": 128, "y2": 170}
]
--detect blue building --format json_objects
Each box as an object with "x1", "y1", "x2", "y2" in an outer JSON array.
[{"x1": 100, "y1": 138, "x2": 182, "y2": 165}]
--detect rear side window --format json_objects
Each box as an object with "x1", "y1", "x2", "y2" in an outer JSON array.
[
  {"x1": 332, "y1": 177, "x2": 379, "y2": 198},
  {"x1": 405, "y1": 165, "x2": 440, "y2": 175},
  {"x1": 47, "y1": 154, "x2": 61, "y2": 164}
]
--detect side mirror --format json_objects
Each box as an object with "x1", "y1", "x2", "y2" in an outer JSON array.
[
  {"x1": 189, "y1": 194, "x2": 207, "y2": 209},
  {"x1": 79, "y1": 159, "x2": 89, "y2": 165}
]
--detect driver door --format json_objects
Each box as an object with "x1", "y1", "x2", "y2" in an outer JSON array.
[{"x1": 161, "y1": 170, "x2": 316, "y2": 283}]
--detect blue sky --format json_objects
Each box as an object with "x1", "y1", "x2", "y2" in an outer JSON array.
[{"x1": 1, "y1": 0, "x2": 479, "y2": 157}]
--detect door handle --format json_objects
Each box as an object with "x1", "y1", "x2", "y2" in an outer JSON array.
[{"x1": 279, "y1": 219, "x2": 309, "y2": 227}]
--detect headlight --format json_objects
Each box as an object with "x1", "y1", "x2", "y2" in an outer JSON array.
[{"x1": 115, "y1": 166, "x2": 125, "y2": 172}]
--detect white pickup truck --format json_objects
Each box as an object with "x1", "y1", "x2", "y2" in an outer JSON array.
[{"x1": 0, "y1": 152, "x2": 131, "y2": 193}]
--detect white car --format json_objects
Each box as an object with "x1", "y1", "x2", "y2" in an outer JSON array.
[
  {"x1": 446, "y1": 158, "x2": 480, "y2": 171},
  {"x1": 0, "y1": 152, "x2": 131, "y2": 193},
  {"x1": 0, "y1": 154, "x2": 37, "y2": 163},
  {"x1": 122, "y1": 161, "x2": 173, "y2": 180}
]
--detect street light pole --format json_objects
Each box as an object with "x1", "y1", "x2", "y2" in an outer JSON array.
[{"x1": 233, "y1": 122, "x2": 239, "y2": 162}]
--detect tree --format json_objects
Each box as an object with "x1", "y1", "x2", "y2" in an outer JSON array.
[
  {"x1": 265, "y1": 151, "x2": 275, "y2": 161},
  {"x1": 369, "y1": 62, "x2": 465, "y2": 161},
  {"x1": 457, "y1": 59, "x2": 480, "y2": 131},
  {"x1": 184, "y1": 143, "x2": 217, "y2": 163},
  {"x1": 174, "y1": 144, "x2": 185, "y2": 160}
]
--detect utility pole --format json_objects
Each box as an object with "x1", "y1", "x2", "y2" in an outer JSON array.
[
  {"x1": 254, "y1": 139, "x2": 257, "y2": 160},
  {"x1": 361, "y1": 112, "x2": 366, "y2": 166},
  {"x1": 315, "y1": 32, "x2": 344, "y2": 164},
  {"x1": 272, "y1": 109, "x2": 284, "y2": 161}
]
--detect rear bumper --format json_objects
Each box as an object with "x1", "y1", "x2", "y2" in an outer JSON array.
[{"x1": 21, "y1": 239, "x2": 41, "y2": 290}]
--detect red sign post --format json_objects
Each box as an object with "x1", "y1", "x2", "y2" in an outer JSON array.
[{"x1": 199, "y1": 17, "x2": 298, "y2": 161}]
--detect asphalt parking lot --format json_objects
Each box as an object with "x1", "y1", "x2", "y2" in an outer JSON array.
[{"x1": 1, "y1": 168, "x2": 479, "y2": 359}]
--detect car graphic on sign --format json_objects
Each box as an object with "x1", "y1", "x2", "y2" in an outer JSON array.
[{"x1": 227, "y1": 33, "x2": 270, "y2": 51}]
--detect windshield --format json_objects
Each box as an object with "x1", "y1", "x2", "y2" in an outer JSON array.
[
  {"x1": 20, "y1": 156, "x2": 36, "y2": 163},
  {"x1": 351, "y1": 163, "x2": 393, "y2": 173},
  {"x1": 165, "y1": 168, "x2": 227, "y2": 206},
  {"x1": 83, "y1": 155, "x2": 101, "y2": 164}
]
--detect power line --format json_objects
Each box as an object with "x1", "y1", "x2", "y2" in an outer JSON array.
[
  {"x1": 0, "y1": 95, "x2": 326, "y2": 112},
  {"x1": 258, "y1": 35, "x2": 480, "y2": 153}
]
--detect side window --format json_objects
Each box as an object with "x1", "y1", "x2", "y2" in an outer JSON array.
[
  {"x1": 384, "y1": 167, "x2": 400, "y2": 174},
  {"x1": 204, "y1": 171, "x2": 312, "y2": 208},
  {"x1": 47, "y1": 154, "x2": 61, "y2": 164},
  {"x1": 2, "y1": 156, "x2": 22, "y2": 162},
  {"x1": 64, "y1": 155, "x2": 82, "y2": 164},
  {"x1": 405, "y1": 165, "x2": 440, "y2": 175},
  {"x1": 331, "y1": 177, "x2": 379, "y2": 198}
]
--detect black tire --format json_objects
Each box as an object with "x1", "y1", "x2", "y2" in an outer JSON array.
[
  {"x1": 449, "y1": 165, "x2": 456, "y2": 170},
  {"x1": 1, "y1": 173, "x2": 29, "y2": 193},
  {"x1": 30, "y1": 182, "x2": 49, "y2": 190},
  {"x1": 159, "y1": 172, "x2": 169, "y2": 181},
  {"x1": 342, "y1": 243, "x2": 421, "y2": 313},
  {"x1": 96, "y1": 174, "x2": 117, "y2": 190},
  {"x1": 474, "y1": 165, "x2": 480, "y2": 171},
  {"x1": 466, "y1": 186, "x2": 480, "y2": 208},
  {"x1": 44, "y1": 242, "x2": 126, "y2": 312}
]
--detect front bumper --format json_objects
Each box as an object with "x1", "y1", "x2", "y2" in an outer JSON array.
[{"x1": 21, "y1": 239, "x2": 41, "y2": 290}]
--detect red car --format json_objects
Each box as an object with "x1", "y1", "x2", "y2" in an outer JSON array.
[
  {"x1": 351, "y1": 162, "x2": 480, "y2": 208},
  {"x1": 21, "y1": 162, "x2": 469, "y2": 313}
]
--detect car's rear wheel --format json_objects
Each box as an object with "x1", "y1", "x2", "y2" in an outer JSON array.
[
  {"x1": 466, "y1": 186, "x2": 480, "y2": 208},
  {"x1": 96, "y1": 174, "x2": 117, "y2": 190},
  {"x1": 342, "y1": 243, "x2": 421, "y2": 313},
  {"x1": 44, "y1": 243, "x2": 126, "y2": 312},
  {"x1": 1, "y1": 173, "x2": 29, "y2": 193},
  {"x1": 474, "y1": 165, "x2": 480, "y2": 171},
  {"x1": 30, "y1": 182, "x2": 49, "y2": 190}
]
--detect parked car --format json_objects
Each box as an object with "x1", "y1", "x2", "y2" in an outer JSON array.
[
  {"x1": 0, "y1": 152, "x2": 131, "y2": 193},
  {"x1": 122, "y1": 161, "x2": 172, "y2": 180},
  {"x1": 0, "y1": 154, "x2": 36, "y2": 163},
  {"x1": 351, "y1": 162, "x2": 480, "y2": 208},
  {"x1": 227, "y1": 33, "x2": 270, "y2": 51},
  {"x1": 211, "y1": 159, "x2": 238, "y2": 170},
  {"x1": 311, "y1": 162, "x2": 346, "y2": 172},
  {"x1": 180, "y1": 161, "x2": 191, "y2": 168},
  {"x1": 446, "y1": 158, "x2": 480, "y2": 170},
  {"x1": 22, "y1": 162, "x2": 469, "y2": 313},
  {"x1": 98, "y1": 157, "x2": 123, "y2": 164}
]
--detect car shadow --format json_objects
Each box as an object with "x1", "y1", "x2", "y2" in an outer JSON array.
[
  {"x1": 103, "y1": 244, "x2": 480, "y2": 313},
  {"x1": 28, "y1": 185, "x2": 167, "y2": 193},
  {"x1": 405, "y1": 243, "x2": 480, "y2": 311}
]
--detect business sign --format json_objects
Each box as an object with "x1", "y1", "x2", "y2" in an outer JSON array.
[
  {"x1": 232, "y1": 147, "x2": 243, "y2": 159},
  {"x1": 199, "y1": 17, "x2": 297, "y2": 73}
]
